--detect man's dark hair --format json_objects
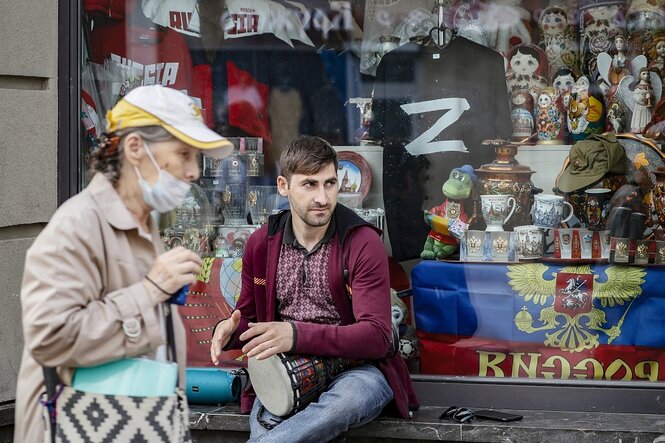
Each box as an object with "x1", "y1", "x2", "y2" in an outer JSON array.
[{"x1": 279, "y1": 135, "x2": 338, "y2": 183}]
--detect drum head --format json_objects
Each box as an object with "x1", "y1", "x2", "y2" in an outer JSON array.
[{"x1": 247, "y1": 354, "x2": 294, "y2": 416}]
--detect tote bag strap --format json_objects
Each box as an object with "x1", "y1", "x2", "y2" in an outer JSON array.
[
  {"x1": 164, "y1": 303, "x2": 180, "y2": 385},
  {"x1": 41, "y1": 366, "x2": 60, "y2": 443}
]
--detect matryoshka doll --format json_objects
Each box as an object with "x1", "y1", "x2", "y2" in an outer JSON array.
[
  {"x1": 552, "y1": 68, "x2": 577, "y2": 142},
  {"x1": 536, "y1": 87, "x2": 565, "y2": 144},
  {"x1": 511, "y1": 91, "x2": 535, "y2": 141},
  {"x1": 579, "y1": 0, "x2": 627, "y2": 76},
  {"x1": 539, "y1": 6, "x2": 579, "y2": 79},
  {"x1": 626, "y1": 0, "x2": 665, "y2": 60},
  {"x1": 552, "y1": 67, "x2": 576, "y2": 102},
  {"x1": 567, "y1": 75, "x2": 607, "y2": 141},
  {"x1": 506, "y1": 44, "x2": 549, "y2": 101}
]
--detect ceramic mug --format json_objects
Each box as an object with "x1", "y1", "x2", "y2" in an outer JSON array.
[
  {"x1": 532, "y1": 194, "x2": 574, "y2": 228},
  {"x1": 584, "y1": 188, "x2": 612, "y2": 231},
  {"x1": 480, "y1": 195, "x2": 516, "y2": 232},
  {"x1": 514, "y1": 225, "x2": 543, "y2": 260}
]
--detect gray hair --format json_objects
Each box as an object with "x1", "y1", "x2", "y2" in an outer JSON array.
[{"x1": 87, "y1": 126, "x2": 174, "y2": 184}]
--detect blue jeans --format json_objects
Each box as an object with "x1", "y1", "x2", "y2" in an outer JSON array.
[{"x1": 248, "y1": 364, "x2": 393, "y2": 443}]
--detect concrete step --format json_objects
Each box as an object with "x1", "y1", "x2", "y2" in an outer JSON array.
[{"x1": 189, "y1": 404, "x2": 665, "y2": 442}]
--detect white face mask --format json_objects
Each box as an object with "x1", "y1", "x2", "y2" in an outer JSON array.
[{"x1": 134, "y1": 143, "x2": 192, "y2": 213}]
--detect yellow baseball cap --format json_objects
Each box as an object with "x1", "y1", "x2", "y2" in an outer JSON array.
[{"x1": 106, "y1": 85, "x2": 233, "y2": 159}]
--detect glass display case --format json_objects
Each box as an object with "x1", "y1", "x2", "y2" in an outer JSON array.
[{"x1": 77, "y1": 0, "x2": 665, "y2": 410}]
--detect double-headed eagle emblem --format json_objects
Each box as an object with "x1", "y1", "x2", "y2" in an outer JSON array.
[{"x1": 508, "y1": 264, "x2": 646, "y2": 353}]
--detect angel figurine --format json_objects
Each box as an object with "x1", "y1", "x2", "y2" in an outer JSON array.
[
  {"x1": 618, "y1": 64, "x2": 663, "y2": 135},
  {"x1": 597, "y1": 37, "x2": 647, "y2": 131},
  {"x1": 631, "y1": 68, "x2": 654, "y2": 133},
  {"x1": 647, "y1": 36, "x2": 665, "y2": 80},
  {"x1": 610, "y1": 35, "x2": 631, "y2": 85},
  {"x1": 596, "y1": 35, "x2": 638, "y2": 101}
]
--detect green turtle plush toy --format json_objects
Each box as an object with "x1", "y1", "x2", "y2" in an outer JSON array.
[{"x1": 421, "y1": 165, "x2": 477, "y2": 260}]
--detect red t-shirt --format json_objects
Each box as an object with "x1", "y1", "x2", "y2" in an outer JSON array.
[{"x1": 90, "y1": 20, "x2": 192, "y2": 93}]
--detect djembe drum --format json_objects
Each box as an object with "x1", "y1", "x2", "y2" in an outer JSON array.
[{"x1": 247, "y1": 353, "x2": 351, "y2": 417}]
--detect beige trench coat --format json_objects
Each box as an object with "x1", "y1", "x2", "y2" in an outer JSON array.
[{"x1": 15, "y1": 173, "x2": 188, "y2": 443}]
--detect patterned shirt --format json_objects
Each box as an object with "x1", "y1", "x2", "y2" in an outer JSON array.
[{"x1": 276, "y1": 216, "x2": 341, "y2": 325}]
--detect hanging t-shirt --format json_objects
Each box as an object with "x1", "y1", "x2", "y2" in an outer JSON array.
[
  {"x1": 184, "y1": 0, "x2": 314, "y2": 47},
  {"x1": 369, "y1": 37, "x2": 512, "y2": 261},
  {"x1": 141, "y1": 0, "x2": 200, "y2": 37},
  {"x1": 85, "y1": 0, "x2": 133, "y2": 20},
  {"x1": 189, "y1": 35, "x2": 345, "y2": 145},
  {"x1": 90, "y1": 20, "x2": 192, "y2": 93}
]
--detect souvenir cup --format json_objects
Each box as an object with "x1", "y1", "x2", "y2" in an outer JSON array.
[
  {"x1": 634, "y1": 240, "x2": 651, "y2": 264},
  {"x1": 480, "y1": 195, "x2": 516, "y2": 232},
  {"x1": 584, "y1": 188, "x2": 612, "y2": 231},
  {"x1": 557, "y1": 228, "x2": 574, "y2": 259},
  {"x1": 532, "y1": 194, "x2": 573, "y2": 229},
  {"x1": 613, "y1": 237, "x2": 631, "y2": 263},
  {"x1": 579, "y1": 229, "x2": 593, "y2": 259},
  {"x1": 656, "y1": 241, "x2": 665, "y2": 264},
  {"x1": 600, "y1": 230, "x2": 611, "y2": 259},
  {"x1": 464, "y1": 230, "x2": 486, "y2": 261},
  {"x1": 490, "y1": 231, "x2": 512, "y2": 261},
  {"x1": 514, "y1": 225, "x2": 543, "y2": 260}
]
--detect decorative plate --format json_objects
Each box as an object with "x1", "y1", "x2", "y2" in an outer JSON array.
[{"x1": 337, "y1": 151, "x2": 372, "y2": 201}]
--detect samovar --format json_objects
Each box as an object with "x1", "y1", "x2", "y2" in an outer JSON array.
[{"x1": 475, "y1": 140, "x2": 541, "y2": 231}]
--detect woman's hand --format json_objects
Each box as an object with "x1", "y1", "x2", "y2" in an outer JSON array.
[{"x1": 143, "y1": 247, "x2": 203, "y2": 303}]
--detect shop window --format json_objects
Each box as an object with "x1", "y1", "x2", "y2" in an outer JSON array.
[{"x1": 79, "y1": 0, "x2": 665, "y2": 392}]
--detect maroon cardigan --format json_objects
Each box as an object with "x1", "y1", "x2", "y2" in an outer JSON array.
[{"x1": 224, "y1": 205, "x2": 419, "y2": 418}]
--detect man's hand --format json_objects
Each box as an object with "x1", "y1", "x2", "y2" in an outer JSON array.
[
  {"x1": 240, "y1": 321, "x2": 294, "y2": 360},
  {"x1": 210, "y1": 310, "x2": 241, "y2": 366}
]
